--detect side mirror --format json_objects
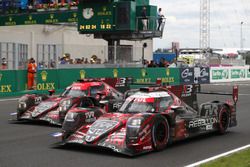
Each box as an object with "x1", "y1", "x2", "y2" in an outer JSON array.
[
  {"x1": 96, "y1": 91, "x2": 105, "y2": 96},
  {"x1": 99, "y1": 100, "x2": 109, "y2": 105},
  {"x1": 48, "y1": 89, "x2": 55, "y2": 96},
  {"x1": 171, "y1": 105, "x2": 185, "y2": 114}
]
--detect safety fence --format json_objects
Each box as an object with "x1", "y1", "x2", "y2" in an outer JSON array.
[{"x1": 1, "y1": 66, "x2": 249, "y2": 98}]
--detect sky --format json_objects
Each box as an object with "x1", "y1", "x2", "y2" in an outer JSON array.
[{"x1": 151, "y1": 0, "x2": 250, "y2": 51}]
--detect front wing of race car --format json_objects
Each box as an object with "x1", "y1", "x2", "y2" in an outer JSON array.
[
  {"x1": 52, "y1": 116, "x2": 156, "y2": 156},
  {"x1": 10, "y1": 109, "x2": 62, "y2": 126}
]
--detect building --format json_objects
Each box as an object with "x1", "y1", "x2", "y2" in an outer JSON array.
[{"x1": 0, "y1": 25, "x2": 153, "y2": 69}]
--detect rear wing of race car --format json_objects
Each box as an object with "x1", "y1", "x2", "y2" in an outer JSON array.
[
  {"x1": 197, "y1": 85, "x2": 239, "y2": 105},
  {"x1": 77, "y1": 77, "x2": 132, "y2": 94}
]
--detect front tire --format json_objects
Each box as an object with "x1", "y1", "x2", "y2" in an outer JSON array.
[
  {"x1": 218, "y1": 106, "x2": 229, "y2": 134},
  {"x1": 152, "y1": 116, "x2": 169, "y2": 151}
]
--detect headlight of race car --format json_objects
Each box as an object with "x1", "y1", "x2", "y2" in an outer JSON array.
[
  {"x1": 62, "y1": 112, "x2": 81, "y2": 133},
  {"x1": 18, "y1": 102, "x2": 27, "y2": 110},
  {"x1": 126, "y1": 117, "x2": 144, "y2": 143},
  {"x1": 17, "y1": 96, "x2": 29, "y2": 110},
  {"x1": 64, "y1": 112, "x2": 78, "y2": 122},
  {"x1": 59, "y1": 99, "x2": 72, "y2": 112}
]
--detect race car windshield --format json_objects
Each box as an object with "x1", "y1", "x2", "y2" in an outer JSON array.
[
  {"x1": 61, "y1": 87, "x2": 88, "y2": 97},
  {"x1": 118, "y1": 98, "x2": 154, "y2": 113}
]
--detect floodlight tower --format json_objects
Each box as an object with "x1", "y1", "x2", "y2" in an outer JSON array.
[{"x1": 200, "y1": 0, "x2": 210, "y2": 57}]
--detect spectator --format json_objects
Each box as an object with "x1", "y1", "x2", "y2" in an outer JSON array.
[
  {"x1": 27, "y1": 58, "x2": 37, "y2": 90},
  {"x1": 169, "y1": 58, "x2": 177, "y2": 67},
  {"x1": 59, "y1": 56, "x2": 67, "y2": 64},
  {"x1": 69, "y1": 59, "x2": 74, "y2": 64},
  {"x1": 164, "y1": 60, "x2": 170, "y2": 67},
  {"x1": 90, "y1": 55, "x2": 98, "y2": 64},
  {"x1": 84, "y1": 58, "x2": 89, "y2": 64},
  {"x1": 103, "y1": 59, "x2": 108, "y2": 64},
  {"x1": 158, "y1": 57, "x2": 165, "y2": 67},
  {"x1": 141, "y1": 7, "x2": 148, "y2": 30},
  {"x1": 143, "y1": 59, "x2": 149, "y2": 67},
  {"x1": 50, "y1": 59, "x2": 56, "y2": 68},
  {"x1": 1, "y1": 58, "x2": 7, "y2": 69},
  {"x1": 148, "y1": 60, "x2": 157, "y2": 67},
  {"x1": 65, "y1": 53, "x2": 71, "y2": 61},
  {"x1": 157, "y1": 8, "x2": 164, "y2": 31}
]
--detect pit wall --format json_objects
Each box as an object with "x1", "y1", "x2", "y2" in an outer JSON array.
[{"x1": 0, "y1": 66, "x2": 249, "y2": 98}]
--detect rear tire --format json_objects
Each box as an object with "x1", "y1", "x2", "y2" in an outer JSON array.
[
  {"x1": 152, "y1": 116, "x2": 169, "y2": 151},
  {"x1": 218, "y1": 106, "x2": 229, "y2": 134}
]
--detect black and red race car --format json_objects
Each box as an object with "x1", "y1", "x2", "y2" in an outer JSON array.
[
  {"x1": 10, "y1": 78, "x2": 126, "y2": 126},
  {"x1": 52, "y1": 85, "x2": 238, "y2": 156}
]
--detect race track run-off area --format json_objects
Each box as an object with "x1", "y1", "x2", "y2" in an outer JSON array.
[{"x1": 0, "y1": 83, "x2": 250, "y2": 167}]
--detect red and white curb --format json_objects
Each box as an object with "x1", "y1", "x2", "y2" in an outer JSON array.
[{"x1": 185, "y1": 144, "x2": 250, "y2": 167}]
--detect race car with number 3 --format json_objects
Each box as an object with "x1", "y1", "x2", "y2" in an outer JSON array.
[
  {"x1": 10, "y1": 78, "x2": 125, "y2": 126},
  {"x1": 53, "y1": 85, "x2": 238, "y2": 156}
]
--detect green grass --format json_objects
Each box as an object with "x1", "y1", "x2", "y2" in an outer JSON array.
[{"x1": 201, "y1": 148, "x2": 250, "y2": 167}]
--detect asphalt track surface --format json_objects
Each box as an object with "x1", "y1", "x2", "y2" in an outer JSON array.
[{"x1": 0, "y1": 82, "x2": 250, "y2": 167}]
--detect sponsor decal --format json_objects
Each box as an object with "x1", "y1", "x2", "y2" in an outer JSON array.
[
  {"x1": 40, "y1": 71, "x2": 48, "y2": 82},
  {"x1": 82, "y1": 8, "x2": 94, "y2": 19},
  {"x1": 113, "y1": 69, "x2": 118, "y2": 78},
  {"x1": 5, "y1": 17, "x2": 16, "y2": 26},
  {"x1": 113, "y1": 102, "x2": 123, "y2": 110},
  {"x1": 212, "y1": 69, "x2": 229, "y2": 80},
  {"x1": 200, "y1": 68, "x2": 209, "y2": 77},
  {"x1": 194, "y1": 67, "x2": 210, "y2": 84},
  {"x1": 0, "y1": 85, "x2": 12, "y2": 92},
  {"x1": 116, "y1": 78, "x2": 126, "y2": 87},
  {"x1": 180, "y1": 68, "x2": 194, "y2": 84},
  {"x1": 166, "y1": 68, "x2": 170, "y2": 76},
  {"x1": 97, "y1": 6, "x2": 112, "y2": 16},
  {"x1": 161, "y1": 77, "x2": 175, "y2": 83},
  {"x1": 45, "y1": 14, "x2": 59, "y2": 24},
  {"x1": 231, "y1": 69, "x2": 246, "y2": 79},
  {"x1": 139, "y1": 124, "x2": 150, "y2": 141},
  {"x1": 182, "y1": 69, "x2": 193, "y2": 78},
  {"x1": 136, "y1": 78, "x2": 151, "y2": 83},
  {"x1": 32, "y1": 101, "x2": 57, "y2": 117},
  {"x1": 34, "y1": 96, "x2": 42, "y2": 104},
  {"x1": 181, "y1": 85, "x2": 193, "y2": 97},
  {"x1": 188, "y1": 118, "x2": 217, "y2": 128},
  {"x1": 141, "y1": 69, "x2": 147, "y2": 78},
  {"x1": 85, "y1": 120, "x2": 119, "y2": 142},
  {"x1": 143, "y1": 145, "x2": 152, "y2": 150},
  {"x1": 36, "y1": 83, "x2": 55, "y2": 90},
  {"x1": 85, "y1": 111, "x2": 96, "y2": 123},
  {"x1": 200, "y1": 104, "x2": 218, "y2": 116},
  {"x1": 68, "y1": 133, "x2": 85, "y2": 143},
  {"x1": 98, "y1": 142, "x2": 121, "y2": 152},
  {"x1": 24, "y1": 15, "x2": 37, "y2": 24},
  {"x1": 80, "y1": 70, "x2": 86, "y2": 79}
]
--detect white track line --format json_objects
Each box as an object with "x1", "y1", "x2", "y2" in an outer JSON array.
[
  {"x1": 0, "y1": 98, "x2": 19, "y2": 102},
  {"x1": 239, "y1": 94, "x2": 250, "y2": 96},
  {"x1": 185, "y1": 144, "x2": 250, "y2": 167}
]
